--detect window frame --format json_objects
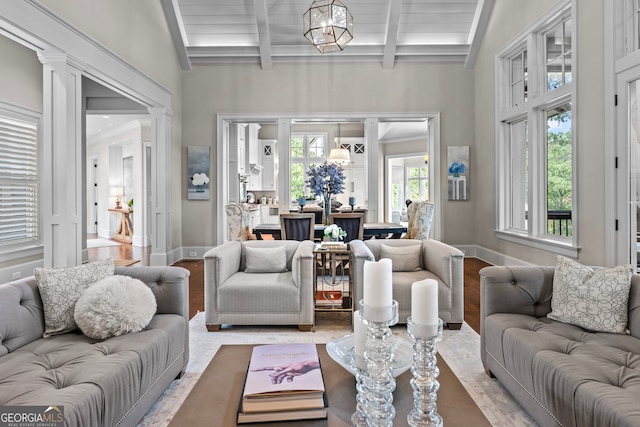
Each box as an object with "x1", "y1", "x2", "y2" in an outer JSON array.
[
  {"x1": 495, "y1": 0, "x2": 579, "y2": 257},
  {"x1": 290, "y1": 132, "x2": 328, "y2": 200},
  {"x1": 405, "y1": 163, "x2": 430, "y2": 202},
  {"x1": 0, "y1": 101, "x2": 43, "y2": 262}
]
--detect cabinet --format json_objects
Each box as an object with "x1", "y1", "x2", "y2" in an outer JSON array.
[
  {"x1": 249, "y1": 209, "x2": 260, "y2": 231},
  {"x1": 247, "y1": 124, "x2": 261, "y2": 164},
  {"x1": 334, "y1": 138, "x2": 366, "y2": 209},
  {"x1": 260, "y1": 205, "x2": 280, "y2": 225},
  {"x1": 260, "y1": 139, "x2": 277, "y2": 191},
  {"x1": 237, "y1": 124, "x2": 246, "y2": 174}
]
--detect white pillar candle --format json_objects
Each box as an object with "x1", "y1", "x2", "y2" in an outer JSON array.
[
  {"x1": 412, "y1": 279, "x2": 438, "y2": 326},
  {"x1": 353, "y1": 310, "x2": 367, "y2": 358},
  {"x1": 363, "y1": 259, "x2": 393, "y2": 308}
]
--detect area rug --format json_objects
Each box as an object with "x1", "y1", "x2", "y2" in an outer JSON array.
[
  {"x1": 113, "y1": 259, "x2": 140, "y2": 267},
  {"x1": 87, "y1": 238, "x2": 121, "y2": 248},
  {"x1": 138, "y1": 313, "x2": 537, "y2": 427}
]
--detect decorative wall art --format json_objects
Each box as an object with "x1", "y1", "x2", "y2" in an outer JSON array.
[
  {"x1": 187, "y1": 146, "x2": 211, "y2": 200},
  {"x1": 447, "y1": 146, "x2": 469, "y2": 201}
]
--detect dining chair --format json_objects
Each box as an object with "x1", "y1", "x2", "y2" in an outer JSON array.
[
  {"x1": 279, "y1": 213, "x2": 315, "y2": 241},
  {"x1": 329, "y1": 212, "x2": 364, "y2": 243}
]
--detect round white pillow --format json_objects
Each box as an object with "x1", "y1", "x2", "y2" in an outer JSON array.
[{"x1": 74, "y1": 275, "x2": 157, "y2": 340}]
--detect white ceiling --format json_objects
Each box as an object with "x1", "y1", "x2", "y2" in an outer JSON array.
[{"x1": 163, "y1": 0, "x2": 494, "y2": 70}]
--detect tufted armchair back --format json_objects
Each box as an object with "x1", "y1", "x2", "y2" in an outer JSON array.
[{"x1": 0, "y1": 278, "x2": 45, "y2": 356}]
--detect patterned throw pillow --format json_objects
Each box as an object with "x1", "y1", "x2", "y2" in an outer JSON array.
[
  {"x1": 547, "y1": 256, "x2": 633, "y2": 334},
  {"x1": 35, "y1": 259, "x2": 115, "y2": 337}
]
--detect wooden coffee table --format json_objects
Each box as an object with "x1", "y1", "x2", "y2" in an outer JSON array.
[{"x1": 169, "y1": 344, "x2": 491, "y2": 427}]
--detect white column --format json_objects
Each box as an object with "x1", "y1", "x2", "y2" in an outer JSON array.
[
  {"x1": 277, "y1": 118, "x2": 292, "y2": 213},
  {"x1": 148, "y1": 107, "x2": 173, "y2": 266},
  {"x1": 364, "y1": 118, "x2": 381, "y2": 222},
  {"x1": 38, "y1": 50, "x2": 84, "y2": 267}
]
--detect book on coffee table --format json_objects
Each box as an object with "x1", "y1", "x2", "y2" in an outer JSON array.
[{"x1": 237, "y1": 343, "x2": 328, "y2": 423}]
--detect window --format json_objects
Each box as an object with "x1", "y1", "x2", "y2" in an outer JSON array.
[
  {"x1": 0, "y1": 107, "x2": 39, "y2": 250},
  {"x1": 290, "y1": 133, "x2": 326, "y2": 200},
  {"x1": 496, "y1": 2, "x2": 576, "y2": 255},
  {"x1": 406, "y1": 165, "x2": 429, "y2": 201}
]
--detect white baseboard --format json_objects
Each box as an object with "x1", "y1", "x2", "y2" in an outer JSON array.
[{"x1": 454, "y1": 245, "x2": 532, "y2": 266}]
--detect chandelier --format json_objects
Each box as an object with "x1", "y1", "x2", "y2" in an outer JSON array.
[{"x1": 303, "y1": 0, "x2": 353, "y2": 54}]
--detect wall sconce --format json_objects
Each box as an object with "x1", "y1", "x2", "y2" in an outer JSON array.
[
  {"x1": 424, "y1": 154, "x2": 429, "y2": 165},
  {"x1": 111, "y1": 187, "x2": 124, "y2": 209}
]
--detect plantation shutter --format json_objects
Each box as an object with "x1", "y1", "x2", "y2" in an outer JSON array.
[{"x1": 0, "y1": 115, "x2": 38, "y2": 245}]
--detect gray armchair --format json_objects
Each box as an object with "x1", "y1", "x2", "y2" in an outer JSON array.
[
  {"x1": 351, "y1": 239, "x2": 464, "y2": 329},
  {"x1": 204, "y1": 240, "x2": 315, "y2": 331}
]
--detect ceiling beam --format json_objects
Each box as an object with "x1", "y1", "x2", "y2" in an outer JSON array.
[
  {"x1": 465, "y1": 0, "x2": 494, "y2": 69},
  {"x1": 382, "y1": 0, "x2": 403, "y2": 70},
  {"x1": 160, "y1": 0, "x2": 191, "y2": 71},
  {"x1": 253, "y1": 0, "x2": 272, "y2": 70}
]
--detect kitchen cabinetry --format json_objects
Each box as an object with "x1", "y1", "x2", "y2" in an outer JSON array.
[
  {"x1": 246, "y1": 124, "x2": 263, "y2": 191},
  {"x1": 237, "y1": 124, "x2": 246, "y2": 174},
  {"x1": 260, "y1": 139, "x2": 277, "y2": 191},
  {"x1": 335, "y1": 138, "x2": 366, "y2": 209},
  {"x1": 260, "y1": 205, "x2": 280, "y2": 225},
  {"x1": 249, "y1": 208, "x2": 260, "y2": 231}
]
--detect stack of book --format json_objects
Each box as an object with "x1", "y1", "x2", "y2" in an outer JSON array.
[
  {"x1": 237, "y1": 343, "x2": 328, "y2": 424},
  {"x1": 319, "y1": 241, "x2": 348, "y2": 250}
]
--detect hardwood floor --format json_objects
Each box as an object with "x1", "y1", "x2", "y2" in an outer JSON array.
[
  {"x1": 86, "y1": 235, "x2": 150, "y2": 266},
  {"x1": 171, "y1": 255, "x2": 492, "y2": 335}
]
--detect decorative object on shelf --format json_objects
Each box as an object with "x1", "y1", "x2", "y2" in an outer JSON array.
[
  {"x1": 303, "y1": 0, "x2": 354, "y2": 54},
  {"x1": 324, "y1": 223, "x2": 346, "y2": 241},
  {"x1": 306, "y1": 162, "x2": 346, "y2": 224},
  {"x1": 407, "y1": 278, "x2": 443, "y2": 427},
  {"x1": 360, "y1": 258, "x2": 398, "y2": 427},
  {"x1": 298, "y1": 196, "x2": 307, "y2": 212},
  {"x1": 127, "y1": 198, "x2": 134, "y2": 212},
  {"x1": 447, "y1": 146, "x2": 469, "y2": 201},
  {"x1": 187, "y1": 146, "x2": 211, "y2": 200},
  {"x1": 111, "y1": 187, "x2": 123, "y2": 209}
]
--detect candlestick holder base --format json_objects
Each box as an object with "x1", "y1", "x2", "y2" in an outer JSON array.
[
  {"x1": 359, "y1": 300, "x2": 399, "y2": 427},
  {"x1": 350, "y1": 353, "x2": 367, "y2": 426},
  {"x1": 406, "y1": 318, "x2": 444, "y2": 427}
]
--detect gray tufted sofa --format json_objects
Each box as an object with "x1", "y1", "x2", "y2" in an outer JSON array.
[
  {"x1": 480, "y1": 265, "x2": 640, "y2": 427},
  {"x1": 0, "y1": 266, "x2": 190, "y2": 427}
]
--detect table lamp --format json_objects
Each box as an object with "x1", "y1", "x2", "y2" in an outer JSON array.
[{"x1": 111, "y1": 187, "x2": 124, "y2": 209}]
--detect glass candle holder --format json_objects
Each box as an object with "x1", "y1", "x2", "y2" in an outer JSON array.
[
  {"x1": 359, "y1": 300, "x2": 399, "y2": 427},
  {"x1": 350, "y1": 353, "x2": 367, "y2": 427},
  {"x1": 406, "y1": 317, "x2": 444, "y2": 427}
]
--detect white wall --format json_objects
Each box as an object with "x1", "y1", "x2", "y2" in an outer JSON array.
[
  {"x1": 0, "y1": 36, "x2": 42, "y2": 111},
  {"x1": 473, "y1": 0, "x2": 606, "y2": 265},
  {"x1": 181, "y1": 61, "x2": 475, "y2": 246}
]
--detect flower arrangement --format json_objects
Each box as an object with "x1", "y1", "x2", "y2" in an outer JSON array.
[
  {"x1": 324, "y1": 224, "x2": 347, "y2": 241},
  {"x1": 306, "y1": 162, "x2": 346, "y2": 199},
  {"x1": 448, "y1": 162, "x2": 466, "y2": 177},
  {"x1": 306, "y1": 162, "x2": 346, "y2": 223}
]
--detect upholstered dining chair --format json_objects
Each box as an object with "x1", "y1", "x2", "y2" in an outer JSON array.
[
  {"x1": 329, "y1": 212, "x2": 364, "y2": 243},
  {"x1": 404, "y1": 201, "x2": 435, "y2": 240},
  {"x1": 280, "y1": 213, "x2": 315, "y2": 241}
]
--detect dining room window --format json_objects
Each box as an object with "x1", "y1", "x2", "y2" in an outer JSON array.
[
  {"x1": 406, "y1": 165, "x2": 429, "y2": 201},
  {"x1": 495, "y1": 1, "x2": 576, "y2": 256},
  {"x1": 290, "y1": 133, "x2": 327, "y2": 200}
]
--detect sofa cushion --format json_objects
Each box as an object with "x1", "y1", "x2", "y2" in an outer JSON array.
[
  {"x1": 34, "y1": 259, "x2": 114, "y2": 338},
  {"x1": 548, "y1": 256, "x2": 633, "y2": 334},
  {"x1": 379, "y1": 243, "x2": 421, "y2": 272},
  {"x1": 218, "y1": 272, "x2": 300, "y2": 312},
  {"x1": 0, "y1": 313, "x2": 185, "y2": 427},
  {"x1": 74, "y1": 275, "x2": 157, "y2": 340},
  {"x1": 485, "y1": 313, "x2": 640, "y2": 427},
  {"x1": 244, "y1": 245, "x2": 287, "y2": 273}
]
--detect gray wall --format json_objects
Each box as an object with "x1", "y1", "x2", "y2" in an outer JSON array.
[
  {"x1": 473, "y1": 0, "x2": 606, "y2": 265},
  {"x1": 181, "y1": 61, "x2": 475, "y2": 246}
]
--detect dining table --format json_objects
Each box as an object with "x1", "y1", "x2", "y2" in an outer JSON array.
[{"x1": 252, "y1": 222, "x2": 407, "y2": 240}]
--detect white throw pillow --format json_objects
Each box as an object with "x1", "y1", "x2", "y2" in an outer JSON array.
[
  {"x1": 244, "y1": 245, "x2": 288, "y2": 273},
  {"x1": 74, "y1": 275, "x2": 157, "y2": 340},
  {"x1": 35, "y1": 259, "x2": 114, "y2": 337},
  {"x1": 547, "y1": 256, "x2": 633, "y2": 334},
  {"x1": 379, "y1": 244, "x2": 422, "y2": 272}
]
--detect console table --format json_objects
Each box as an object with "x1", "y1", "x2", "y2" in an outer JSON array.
[{"x1": 108, "y1": 208, "x2": 133, "y2": 244}]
